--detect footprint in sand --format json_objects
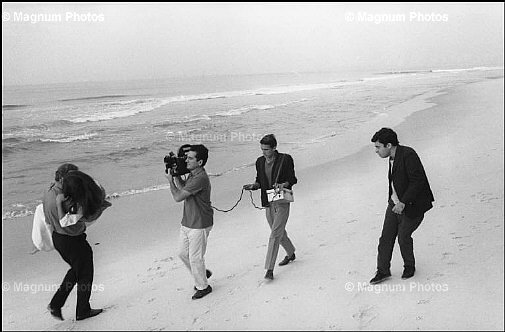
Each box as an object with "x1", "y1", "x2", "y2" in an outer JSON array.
[
  {"x1": 426, "y1": 272, "x2": 444, "y2": 280},
  {"x1": 352, "y1": 305, "x2": 377, "y2": 328},
  {"x1": 103, "y1": 304, "x2": 117, "y2": 310},
  {"x1": 458, "y1": 243, "x2": 472, "y2": 251},
  {"x1": 159, "y1": 256, "x2": 174, "y2": 262}
]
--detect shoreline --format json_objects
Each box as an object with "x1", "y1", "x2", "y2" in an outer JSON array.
[
  {"x1": 4, "y1": 68, "x2": 503, "y2": 223},
  {"x1": 0, "y1": 79, "x2": 454, "y2": 222},
  {"x1": 2, "y1": 77, "x2": 503, "y2": 330}
]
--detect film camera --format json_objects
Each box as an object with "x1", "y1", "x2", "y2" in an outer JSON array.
[{"x1": 164, "y1": 144, "x2": 191, "y2": 176}]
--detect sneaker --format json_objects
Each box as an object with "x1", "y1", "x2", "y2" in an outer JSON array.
[
  {"x1": 76, "y1": 308, "x2": 103, "y2": 321},
  {"x1": 401, "y1": 267, "x2": 415, "y2": 279},
  {"x1": 278, "y1": 253, "x2": 296, "y2": 266},
  {"x1": 192, "y1": 285, "x2": 212, "y2": 300},
  {"x1": 264, "y1": 269, "x2": 274, "y2": 280},
  {"x1": 369, "y1": 271, "x2": 391, "y2": 284},
  {"x1": 47, "y1": 304, "x2": 64, "y2": 321}
]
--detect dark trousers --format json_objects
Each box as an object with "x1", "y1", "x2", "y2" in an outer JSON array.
[
  {"x1": 50, "y1": 232, "x2": 94, "y2": 316},
  {"x1": 377, "y1": 202, "x2": 423, "y2": 274}
]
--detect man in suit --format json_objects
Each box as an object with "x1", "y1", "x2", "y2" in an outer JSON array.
[
  {"x1": 243, "y1": 134, "x2": 298, "y2": 280},
  {"x1": 370, "y1": 128, "x2": 434, "y2": 284}
]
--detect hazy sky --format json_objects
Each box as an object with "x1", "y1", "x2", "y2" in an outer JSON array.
[{"x1": 2, "y1": 3, "x2": 504, "y2": 85}]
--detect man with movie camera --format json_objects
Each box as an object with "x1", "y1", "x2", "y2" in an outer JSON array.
[
  {"x1": 243, "y1": 134, "x2": 297, "y2": 280},
  {"x1": 165, "y1": 144, "x2": 214, "y2": 299}
]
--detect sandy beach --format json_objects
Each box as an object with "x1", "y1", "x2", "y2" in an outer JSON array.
[{"x1": 2, "y1": 77, "x2": 503, "y2": 330}]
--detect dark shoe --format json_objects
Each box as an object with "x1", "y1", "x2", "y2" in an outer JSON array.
[
  {"x1": 48, "y1": 305, "x2": 63, "y2": 321},
  {"x1": 369, "y1": 271, "x2": 391, "y2": 284},
  {"x1": 401, "y1": 267, "x2": 415, "y2": 279},
  {"x1": 192, "y1": 285, "x2": 212, "y2": 300},
  {"x1": 76, "y1": 308, "x2": 103, "y2": 321},
  {"x1": 278, "y1": 253, "x2": 296, "y2": 266},
  {"x1": 264, "y1": 269, "x2": 274, "y2": 280}
]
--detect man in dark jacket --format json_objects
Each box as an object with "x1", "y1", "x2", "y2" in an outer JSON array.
[
  {"x1": 370, "y1": 128, "x2": 434, "y2": 284},
  {"x1": 243, "y1": 134, "x2": 298, "y2": 280}
]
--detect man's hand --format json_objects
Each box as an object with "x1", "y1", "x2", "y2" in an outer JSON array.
[
  {"x1": 165, "y1": 171, "x2": 175, "y2": 183},
  {"x1": 274, "y1": 182, "x2": 287, "y2": 191},
  {"x1": 392, "y1": 201, "x2": 405, "y2": 214}
]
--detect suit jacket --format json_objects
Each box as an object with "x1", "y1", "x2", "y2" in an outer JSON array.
[
  {"x1": 389, "y1": 145, "x2": 434, "y2": 218},
  {"x1": 255, "y1": 151, "x2": 297, "y2": 207}
]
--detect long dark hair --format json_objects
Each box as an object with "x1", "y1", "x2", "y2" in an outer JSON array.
[{"x1": 62, "y1": 170, "x2": 103, "y2": 218}]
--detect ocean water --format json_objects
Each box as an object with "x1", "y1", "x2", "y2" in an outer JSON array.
[{"x1": 2, "y1": 67, "x2": 503, "y2": 220}]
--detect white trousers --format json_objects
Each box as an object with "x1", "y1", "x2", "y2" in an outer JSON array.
[{"x1": 178, "y1": 225, "x2": 212, "y2": 290}]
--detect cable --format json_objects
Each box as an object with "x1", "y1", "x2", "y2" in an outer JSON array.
[
  {"x1": 248, "y1": 190, "x2": 265, "y2": 210},
  {"x1": 211, "y1": 188, "x2": 265, "y2": 212}
]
